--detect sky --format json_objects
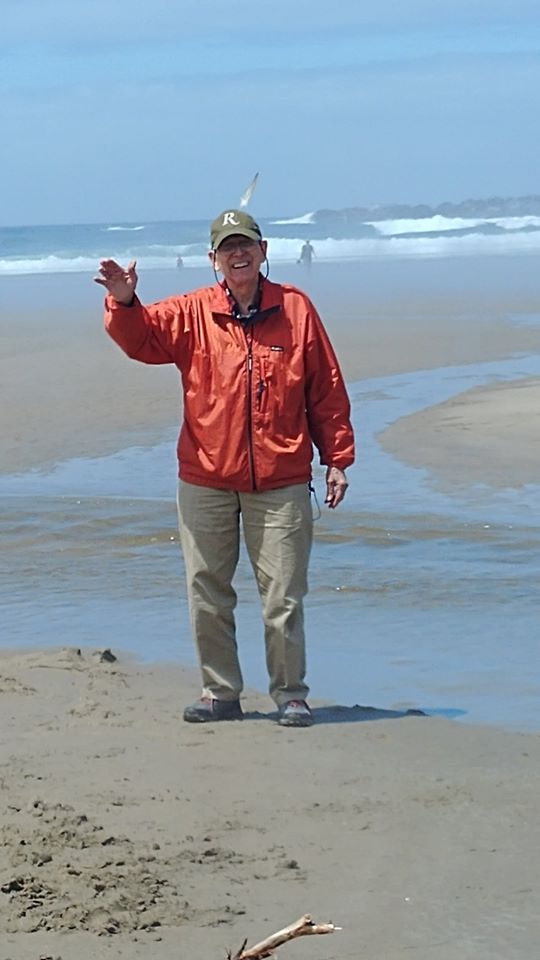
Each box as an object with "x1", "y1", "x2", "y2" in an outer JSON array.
[{"x1": 2, "y1": 0, "x2": 540, "y2": 225}]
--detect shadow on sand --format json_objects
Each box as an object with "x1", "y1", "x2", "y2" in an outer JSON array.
[{"x1": 244, "y1": 704, "x2": 434, "y2": 725}]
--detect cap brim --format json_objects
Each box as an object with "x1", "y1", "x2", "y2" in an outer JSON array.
[{"x1": 213, "y1": 227, "x2": 262, "y2": 250}]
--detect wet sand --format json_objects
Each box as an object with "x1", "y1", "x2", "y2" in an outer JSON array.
[
  {"x1": 2, "y1": 264, "x2": 540, "y2": 478},
  {"x1": 2, "y1": 646, "x2": 540, "y2": 960},
  {"x1": 379, "y1": 376, "x2": 540, "y2": 490}
]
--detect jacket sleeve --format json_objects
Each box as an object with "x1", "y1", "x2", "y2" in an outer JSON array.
[
  {"x1": 304, "y1": 305, "x2": 355, "y2": 470},
  {"x1": 104, "y1": 294, "x2": 189, "y2": 364}
]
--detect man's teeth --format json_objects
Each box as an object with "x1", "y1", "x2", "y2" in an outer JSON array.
[{"x1": 233, "y1": 261, "x2": 248, "y2": 268}]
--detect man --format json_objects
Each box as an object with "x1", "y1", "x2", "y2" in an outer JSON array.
[
  {"x1": 96, "y1": 209, "x2": 354, "y2": 727},
  {"x1": 298, "y1": 240, "x2": 315, "y2": 267}
]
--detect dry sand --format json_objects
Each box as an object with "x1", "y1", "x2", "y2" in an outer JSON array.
[{"x1": 1, "y1": 645, "x2": 540, "y2": 960}]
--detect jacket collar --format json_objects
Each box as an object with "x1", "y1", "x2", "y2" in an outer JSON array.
[{"x1": 209, "y1": 277, "x2": 283, "y2": 317}]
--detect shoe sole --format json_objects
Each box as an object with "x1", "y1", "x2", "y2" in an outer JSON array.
[
  {"x1": 278, "y1": 716, "x2": 313, "y2": 727},
  {"x1": 183, "y1": 710, "x2": 243, "y2": 723}
]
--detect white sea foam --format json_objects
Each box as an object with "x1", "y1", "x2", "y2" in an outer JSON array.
[
  {"x1": 370, "y1": 214, "x2": 540, "y2": 237},
  {"x1": 270, "y1": 212, "x2": 316, "y2": 225},
  {"x1": 266, "y1": 230, "x2": 540, "y2": 262},
  {"x1": 492, "y1": 215, "x2": 540, "y2": 231},
  {"x1": 3, "y1": 229, "x2": 540, "y2": 276},
  {"x1": 369, "y1": 215, "x2": 486, "y2": 235},
  {"x1": 0, "y1": 252, "x2": 206, "y2": 276},
  {"x1": 0, "y1": 255, "x2": 101, "y2": 276},
  {"x1": 105, "y1": 225, "x2": 146, "y2": 232}
]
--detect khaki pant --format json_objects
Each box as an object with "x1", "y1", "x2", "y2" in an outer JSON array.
[{"x1": 177, "y1": 481, "x2": 313, "y2": 706}]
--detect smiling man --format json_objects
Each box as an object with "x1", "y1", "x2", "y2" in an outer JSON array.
[{"x1": 96, "y1": 209, "x2": 354, "y2": 727}]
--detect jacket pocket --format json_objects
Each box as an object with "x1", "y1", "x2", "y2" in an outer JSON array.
[{"x1": 258, "y1": 352, "x2": 286, "y2": 417}]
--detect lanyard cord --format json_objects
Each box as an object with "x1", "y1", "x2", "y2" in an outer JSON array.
[{"x1": 308, "y1": 482, "x2": 321, "y2": 521}]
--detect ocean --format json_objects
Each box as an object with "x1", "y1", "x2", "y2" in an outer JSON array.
[
  {"x1": 1, "y1": 207, "x2": 540, "y2": 734},
  {"x1": 3, "y1": 202, "x2": 540, "y2": 276}
]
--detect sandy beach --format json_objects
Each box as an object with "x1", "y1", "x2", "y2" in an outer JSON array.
[
  {"x1": 4, "y1": 0, "x2": 540, "y2": 951},
  {"x1": 379, "y1": 376, "x2": 540, "y2": 489},
  {"x1": 2, "y1": 645, "x2": 540, "y2": 960},
  {"x1": 2, "y1": 260, "x2": 540, "y2": 957}
]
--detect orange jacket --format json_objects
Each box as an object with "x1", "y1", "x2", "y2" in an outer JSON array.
[{"x1": 105, "y1": 278, "x2": 354, "y2": 492}]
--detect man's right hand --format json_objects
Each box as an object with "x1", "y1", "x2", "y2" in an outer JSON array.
[{"x1": 94, "y1": 259, "x2": 138, "y2": 304}]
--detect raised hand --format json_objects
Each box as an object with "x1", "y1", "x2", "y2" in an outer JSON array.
[{"x1": 94, "y1": 259, "x2": 138, "y2": 304}]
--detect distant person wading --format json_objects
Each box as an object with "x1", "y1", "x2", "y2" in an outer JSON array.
[
  {"x1": 95, "y1": 209, "x2": 354, "y2": 728},
  {"x1": 298, "y1": 240, "x2": 315, "y2": 267}
]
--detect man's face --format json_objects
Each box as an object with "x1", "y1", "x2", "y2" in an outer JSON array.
[{"x1": 210, "y1": 235, "x2": 267, "y2": 287}]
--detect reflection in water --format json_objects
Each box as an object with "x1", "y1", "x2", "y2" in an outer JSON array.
[{"x1": 2, "y1": 493, "x2": 539, "y2": 730}]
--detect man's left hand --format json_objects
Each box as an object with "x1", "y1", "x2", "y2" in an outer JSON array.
[{"x1": 325, "y1": 467, "x2": 349, "y2": 509}]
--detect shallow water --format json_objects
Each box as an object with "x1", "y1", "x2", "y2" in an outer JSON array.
[{"x1": 2, "y1": 353, "x2": 540, "y2": 732}]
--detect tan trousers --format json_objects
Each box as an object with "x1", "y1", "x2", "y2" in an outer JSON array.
[{"x1": 177, "y1": 481, "x2": 313, "y2": 706}]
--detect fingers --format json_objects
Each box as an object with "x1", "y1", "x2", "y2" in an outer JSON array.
[
  {"x1": 93, "y1": 258, "x2": 138, "y2": 292},
  {"x1": 95, "y1": 260, "x2": 121, "y2": 284},
  {"x1": 127, "y1": 261, "x2": 138, "y2": 283},
  {"x1": 325, "y1": 484, "x2": 347, "y2": 508},
  {"x1": 99, "y1": 259, "x2": 122, "y2": 270},
  {"x1": 325, "y1": 468, "x2": 349, "y2": 509},
  {"x1": 97, "y1": 259, "x2": 128, "y2": 279}
]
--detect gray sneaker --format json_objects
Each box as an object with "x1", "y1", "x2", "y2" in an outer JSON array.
[
  {"x1": 183, "y1": 697, "x2": 243, "y2": 723},
  {"x1": 277, "y1": 700, "x2": 313, "y2": 727}
]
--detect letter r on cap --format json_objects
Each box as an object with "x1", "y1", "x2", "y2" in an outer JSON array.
[{"x1": 223, "y1": 212, "x2": 240, "y2": 225}]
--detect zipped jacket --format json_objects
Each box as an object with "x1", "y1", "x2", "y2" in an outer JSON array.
[{"x1": 105, "y1": 278, "x2": 355, "y2": 492}]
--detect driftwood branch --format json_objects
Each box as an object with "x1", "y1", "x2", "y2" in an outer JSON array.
[{"x1": 229, "y1": 914, "x2": 341, "y2": 960}]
